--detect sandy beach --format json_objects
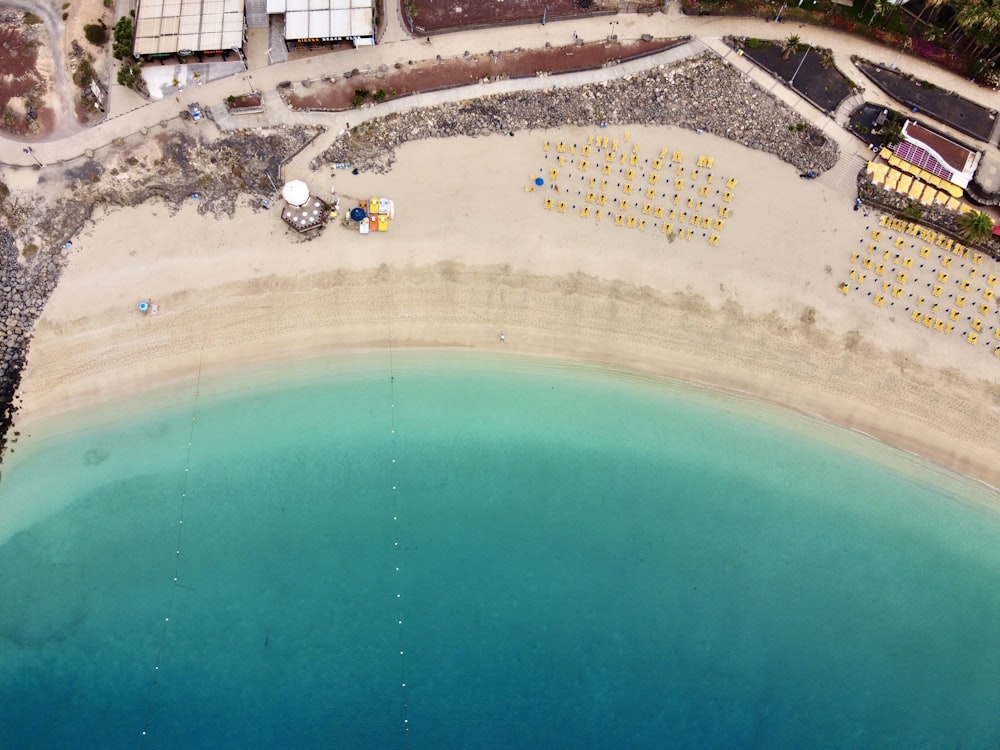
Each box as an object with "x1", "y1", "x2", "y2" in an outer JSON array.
[{"x1": 12, "y1": 124, "x2": 1000, "y2": 492}]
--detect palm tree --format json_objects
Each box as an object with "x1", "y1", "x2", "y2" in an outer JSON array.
[
  {"x1": 956, "y1": 210, "x2": 995, "y2": 245},
  {"x1": 915, "y1": 0, "x2": 950, "y2": 25},
  {"x1": 782, "y1": 34, "x2": 804, "y2": 60}
]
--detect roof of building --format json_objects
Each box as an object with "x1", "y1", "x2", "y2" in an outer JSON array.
[
  {"x1": 134, "y1": 0, "x2": 245, "y2": 55},
  {"x1": 267, "y1": 0, "x2": 373, "y2": 40},
  {"x1": 903, "y1": 121, "x2": 976, "y2": 174}
]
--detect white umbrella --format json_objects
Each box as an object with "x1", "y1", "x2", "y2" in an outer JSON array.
[{"x1": 282, "y1": 180, "x2": 310, "y2": 206}]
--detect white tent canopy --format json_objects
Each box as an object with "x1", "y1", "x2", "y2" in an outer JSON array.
[{"x1": 282, "y1": 180, "x2": 310, "y2": 206}]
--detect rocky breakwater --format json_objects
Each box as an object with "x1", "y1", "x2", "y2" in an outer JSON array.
[
  {"x1": 0, "y1": 229, "x2": 61, "y2": 467},
  {"x1": 316, "y1": 53, "x2": 840, "y2": 175}
]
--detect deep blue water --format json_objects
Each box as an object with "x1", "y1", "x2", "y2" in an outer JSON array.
[{"x1": 2, "y1": 353, "x2": 999, "y2": 748}]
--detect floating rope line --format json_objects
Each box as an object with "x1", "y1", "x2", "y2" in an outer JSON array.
[
  {"x1": 139, "y1": 352, "x2": 203, "y2": 747},
  {"x1": 386, "y1": 270, "x2": 411, "y2": 745}
]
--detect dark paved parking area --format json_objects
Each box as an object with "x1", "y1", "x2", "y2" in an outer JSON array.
[
  {"x1": 854, "y1": 58, "x2": 997, "y2": 143},
  {"x1": 734, "y1": 39, "x2": 855, "y2": 115}
]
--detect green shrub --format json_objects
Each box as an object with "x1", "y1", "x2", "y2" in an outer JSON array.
[
  {"x1": 23, "y1": 12, "x2": 42, "y2": 24},
  {"x1": 112, "y1": 16, "x2": 133, "y2": 59},
  {"x1": 74, "y1": 56, "x2": 95, "y2": 87},
  {"x1": 117, "y1": 61, "x2": 141, "y2": 88},
  {"x1": 84, "y1": 22, "x2": 108, "y2": 45},
  {"x1": 373, "y1": 88, "x2": 386, "y2": 101},
  {"x1": 746, "y1": 38, "x2": 770, "y2": 50}
]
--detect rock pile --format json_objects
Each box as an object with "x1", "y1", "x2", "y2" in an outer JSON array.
[
  {"x1": 0, "y1": 229, "x2": 62, "y2": 466},
  {"x1": 315, "y1": 53, "x2": 839, "y2": 175}
]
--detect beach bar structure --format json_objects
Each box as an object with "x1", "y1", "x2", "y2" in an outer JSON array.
[
  {"x1": 133, "y1": 0, "x2": 246, "y2": 58},
  {"x1": 892, "y1": 121, "x2": 981, "y2": 191},
  {"x1": 280, "y1": 180, "x2": 329, "y2": 232},
  {"x1": 266, "y1": 0, "x2": 374, "y2": 49}
]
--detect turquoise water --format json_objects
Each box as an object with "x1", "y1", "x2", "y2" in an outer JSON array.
[{"x1": 2, "y1": 352, "x2": 1000, "y2": 749}]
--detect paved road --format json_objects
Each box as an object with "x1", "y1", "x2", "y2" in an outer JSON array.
[{"x1": 2, "y1": 4, "x2": 997, "y2": 179}]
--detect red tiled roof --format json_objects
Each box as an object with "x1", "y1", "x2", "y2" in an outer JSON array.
[{"x1": 903, "y1": 121, "x2": 973, "y2": 173}]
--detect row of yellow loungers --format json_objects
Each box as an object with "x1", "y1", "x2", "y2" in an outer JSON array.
[
  {"x1": 867, "y1": 157, "x2": 972, "y2": 212},
  {"x1": 878, "y1": 147, "x2": 964, "y2": 198},
  {"x1": 535, "y1": 135, "x2": 736, "y2": 245},
  {"x1": 843, "y1": 214, "x2": 1000, "y2": 352},
  {"x1": 867, "y1": 162, "x2": 969, "y2": 211}
]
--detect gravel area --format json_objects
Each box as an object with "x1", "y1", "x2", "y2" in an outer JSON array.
[{"x1": 315, "y1": 53, "x2": 840, "y2": 175}]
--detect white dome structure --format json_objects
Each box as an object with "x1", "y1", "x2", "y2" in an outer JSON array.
[{"x1": 281, "y1": 180, "x2": 310, "y2": 207}]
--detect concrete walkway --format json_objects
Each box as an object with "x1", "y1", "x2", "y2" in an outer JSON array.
[{"x1": 3, "y1": 4, "x2": 997, "y2": 180}]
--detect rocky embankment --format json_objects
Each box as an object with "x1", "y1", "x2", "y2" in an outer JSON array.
[
  {"x1": 316, "y1": 53, "x2": 840, "y2": 175},
  {"x1": 0, "y1": 229, "x2": 59, "y2": 463}
]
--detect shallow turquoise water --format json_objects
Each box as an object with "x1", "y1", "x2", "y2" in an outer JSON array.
[{"x1": 2, "y1": 352, "x2": 1000, "y2": 749}]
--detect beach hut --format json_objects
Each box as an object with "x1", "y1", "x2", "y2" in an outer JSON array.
[{"x1": 280, "y1": 180, "x2": 328, "y2": 232}]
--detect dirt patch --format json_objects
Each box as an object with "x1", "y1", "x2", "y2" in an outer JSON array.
[
  {"x1": 62, "y1": 0, "x2": 114, "y2": 128},
  {"x1": 408, "y1": 0, "x2": 596, "y2": 33},
  {"x1": 286, "y1": 37, "x2": 687, "y2": 111},
  {"x1": 0, "y1": 12, "x2": 52, "y2": 137},
  {"x1": 406, "y1": 0, "x2": 658, "y2": 34}
]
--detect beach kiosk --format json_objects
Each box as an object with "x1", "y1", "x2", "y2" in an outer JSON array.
[{"x1": 280, "y1": 180, "x2": 329, "y2": 233}]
